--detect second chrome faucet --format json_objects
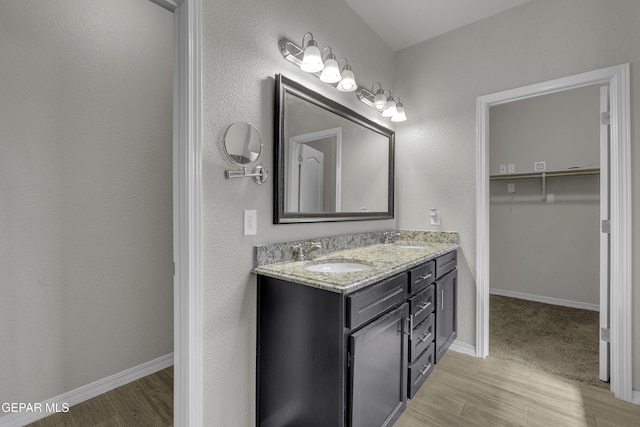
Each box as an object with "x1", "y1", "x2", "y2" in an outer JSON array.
[{"x1": 292, "y1": 241, "x2": 323, "y2": 261}]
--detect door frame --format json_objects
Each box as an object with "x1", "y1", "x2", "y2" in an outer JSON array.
[
  {"x1": 150, "y1": 0, "x2": 203, "y2": 425},
  {"x1": 475, "y1": 64, "x2": 632, "y2": 401}
]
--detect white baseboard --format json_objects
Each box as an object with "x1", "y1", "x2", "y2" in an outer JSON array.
[
  {"x1": 0, "y1": 353, "x2": 173, "y2": 427},
  {"x1": 490, "y1": 288, "x2": 599, "y2": 311},
  {"x1": 450, "y1": 340, "x2": 477, "y2": 357},
  {"x1": 633, "y1": 390, "x2": 640, "y2": 405}
]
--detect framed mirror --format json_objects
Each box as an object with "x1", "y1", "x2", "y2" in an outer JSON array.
[{"x1": 274, "y1": 74, "x2": 394, "y2": 223}]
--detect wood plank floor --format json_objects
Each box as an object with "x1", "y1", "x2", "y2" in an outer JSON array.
[
  {"x1": 26, "y1": 353, "x2": 640, "y2": 426},
  {"x1": 396, "y1": 351, "x2": 640, "y2": 427},
  {"x1": 26, "y1": 367, "x2": 173, "y2": 427}
]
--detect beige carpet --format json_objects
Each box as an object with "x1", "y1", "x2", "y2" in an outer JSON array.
[{"x1": 489, "y1": 294, "x2": 607, "y2": 388}]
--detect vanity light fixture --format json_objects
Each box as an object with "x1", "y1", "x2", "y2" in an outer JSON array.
[
  {"x1": 279, "y1": 33, "x2": 407, "y2": 121},
  {"x1": 371, "y1": 83, "x2": 388, "y2": 111},
  {"x1": 280, "y1": 35, "x2": 358, "y2": 92},
  {"x1": 300, "y1": 33, "x2": 324, "y2": 73},
  {"x1": 381, "y1": 94, "x2": 398, "y2": 118},
  {"x1": 391, "y1": 102, "x2": 407, "y2": 122},
  {"x1": 336, "y1": 59, "x2": 357, "y2": 92},
  {"x1": 319, "y1": 47, "x2": 341, "y2": 83},
  {"x1": 356, "y1": 87, "x2": 408, "y2": 122}
]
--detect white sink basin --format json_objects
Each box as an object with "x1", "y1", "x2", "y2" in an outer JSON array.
[
  {"x1": 305, "y1": 261, "x2": 371, "y2": 273},
  {"x1": 393, "y1": 243, "x2": 429, "y2": 249}
]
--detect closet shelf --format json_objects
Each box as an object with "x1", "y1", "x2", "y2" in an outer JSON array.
[
  {"x1": 489, "y1": 168, "x2": 599, "y2": 202},
  {"x1": 489, "y1": 168, "x2": 600, "y2": 181}
]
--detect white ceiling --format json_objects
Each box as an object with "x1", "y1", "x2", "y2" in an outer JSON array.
[{"x1": 344, "y1": 0, "x2": 531, "y2": 51}]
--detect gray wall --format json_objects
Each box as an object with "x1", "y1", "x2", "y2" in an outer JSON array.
[
  {"x1": 0, "y1": 0, "x2": 173, "y2": 406},
  {"x1": 395, "y1": 0, "x2": 639, "y2": 390},
  {"x1": 490, "y1": 86, "x2": 600, "y2": 305},
  {"x1": 201, "y1": 0, "x2": 397, "y2": 424}
]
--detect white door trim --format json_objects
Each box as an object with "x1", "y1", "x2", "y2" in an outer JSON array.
[
  {"x1": 151, "y1": 0, "x2": 203, "y2": 425},
  {"x1": 475, "y1": 64, "x2": 632, "y2": 402},
  {"x1": 599, "y1": 84, "x2": 610, "y2": 382}
]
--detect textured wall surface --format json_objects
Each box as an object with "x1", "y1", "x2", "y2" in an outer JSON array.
[
  {"x1": 395, "y1": 0, "x2": 640, "y2": 389},
  {"x1": 201, "y1": 0, "x2": 397, "y2": 424},
  {"x1": 0, "y1": 0, "x2": 173, "y2": 406}
]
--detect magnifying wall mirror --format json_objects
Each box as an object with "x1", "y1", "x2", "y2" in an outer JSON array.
[
  {"x1": 224, "y1": 122, "x2": 262, "y2": 166},
  {"x1": 223, "y1": 122, "x2": 268, "y2": 184}
]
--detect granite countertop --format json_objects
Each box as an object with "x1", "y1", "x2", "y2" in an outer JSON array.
[{"x1": 253, "y1": 237, "x2": 458, "y2": 294}]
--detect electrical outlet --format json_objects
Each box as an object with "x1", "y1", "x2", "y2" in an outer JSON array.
[
  {"x1": 499, "y1": 165, "x2": 507, "y2": 174},
  {"x1": 507, "y1": 183, "x2": 515, "y2": 193},
  {"x1": 244, "y1": 210, "x2": 257, "y2": 235},
  {"x1": 534, "y1": 161, "x2": 546, "y2": 171},
  {"x1": 546, "y1": 193, "x2": 555, "y2": 203},
  {"x1": 430, "y1": 208, "x2": 440, "y2": 226},
  {"x1": 508, "y1": 164, "x2": 516, "y2": 173}
]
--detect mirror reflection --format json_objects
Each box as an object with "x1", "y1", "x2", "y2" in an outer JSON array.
[
  {"x1": 275, "y1": 74, "x2": 394, "y2": 223},
  {"x1": 223, "y1": 122, "x2": 262, "y2": 166}
]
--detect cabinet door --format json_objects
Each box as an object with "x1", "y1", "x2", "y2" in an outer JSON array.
[
  {"x1": 435, "y1": 269, "x2": 457, "y2": 363},
  {"x1": 349, "y1": 303, "x2": 408, "y2": 427}
]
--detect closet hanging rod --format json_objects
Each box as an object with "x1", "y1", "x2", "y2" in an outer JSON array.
[{"x1": 489, "y1": 168, "x2": 600, "y2": 181}]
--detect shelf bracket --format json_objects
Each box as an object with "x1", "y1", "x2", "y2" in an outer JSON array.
[{"x1": 541, "y1": 172, "x2": 547, "y2": 201}]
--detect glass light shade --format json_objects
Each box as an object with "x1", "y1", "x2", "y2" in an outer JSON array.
[
  {"x1": 391, "y1": 104, "x2": 407, "y2": 122},
  {"x1": 373, "y1": 90, "x2": 387, "y2": 110},
  {"x1": 381, "y1": 98, "x2": 397, "y2": 117},
  {"x1": 300, "y1": 40, "x2": 324, "y2": 73},
  {"x1": 320, "y1": 56, "x2": 341, "y2": 83},
  {"x1": 336, "y1": 67, "x2": 356, "y2": 92}
]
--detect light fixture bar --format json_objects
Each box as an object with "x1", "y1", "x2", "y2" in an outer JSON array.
[
  {"x1": 355, "y1": 86, "x2": 375, "y2": 107},
  {"x1": 279, "y1": 35, "x2": 406, "y2": 121}
]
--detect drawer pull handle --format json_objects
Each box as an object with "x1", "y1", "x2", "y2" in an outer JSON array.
[
  {"x1": 418, "y1": 273, "x2": 432, "y2": 281},
  {"x1": 418, "y1": 363, "x2": 432, "y2": 376},
  {"x1": 440, "y1": 290, "x2": 445, "y2": 310},
  {"x1": 403, "y1": 317, "x2": 412, "y2": 336},
  {"x1": 418, "y1": 332, "x2": 432, "y2": 343},
  {"x1": 414, "y1": 301, "x2": 431, "y2": 317}
]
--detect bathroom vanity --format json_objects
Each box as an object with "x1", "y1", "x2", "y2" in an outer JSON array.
[{"x1": 254, "y1": 231, "x2": 458, "y2": 427}]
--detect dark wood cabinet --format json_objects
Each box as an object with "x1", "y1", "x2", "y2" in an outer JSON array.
[
  {"x1": 407, "y1": 249, "x2": 457, "y2": 398},
  {"x1": 257, "y1": 274, "x2": 408, "y2": 427},
  {"x1": 256, "y1": 248, "x2": 457, "y2": 425},
  {"x1": 349, "y1": 303, "x2": 408, "y2": 427},
  {"x1": 435, "y1": 253, "x2": 457, "y2": 363}
]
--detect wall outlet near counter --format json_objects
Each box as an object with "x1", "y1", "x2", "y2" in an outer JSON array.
[
  {"x1": 430, "y1": 208, "x2": 440, "y2": 226},
  {"x1": 507, "y1": 164, "x2": 516, "y2": 173}
]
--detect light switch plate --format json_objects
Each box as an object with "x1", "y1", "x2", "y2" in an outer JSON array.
[
  {"x1": 244, "y1": 210, "x2": 257, "y2": 235},
  {"x1": 499, "y1": 165, "x2": 507, "y2": 174}
]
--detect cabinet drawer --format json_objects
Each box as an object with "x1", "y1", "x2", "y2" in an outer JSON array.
[
  {"x1": 409, "y1": 313, "x2": 434, "y2": 363},
  {"x1": 435, "y1": 250, "x2": 456, "y2": 278},
  {"x1": 408, "y1": 262, "x2": 435, "y2": 294},
  {"x1": 346, "y1": 273, "x2": 407, "y2": 329},
  {"x1": 408, "y1": 341, "x2": 435, "y2": 398},
  {"x1": 410, "y1": 285, "x2": 434, "y2": 326}
]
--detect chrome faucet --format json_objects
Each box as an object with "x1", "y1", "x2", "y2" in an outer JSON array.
[
  {"x1": 292, "y1": 241, "x2": 323, "y2": 261},
  {"x1": 383, "y1": 231, "x2": 401, "y2": 244}
]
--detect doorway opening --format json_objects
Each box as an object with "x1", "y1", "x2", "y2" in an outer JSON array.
[
  {"x1": 487, "y1": 84, "x2": 604, "y2": 387},
  {"x1": 475, "y1": 64, "x2": 632, "y2": 402}
]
